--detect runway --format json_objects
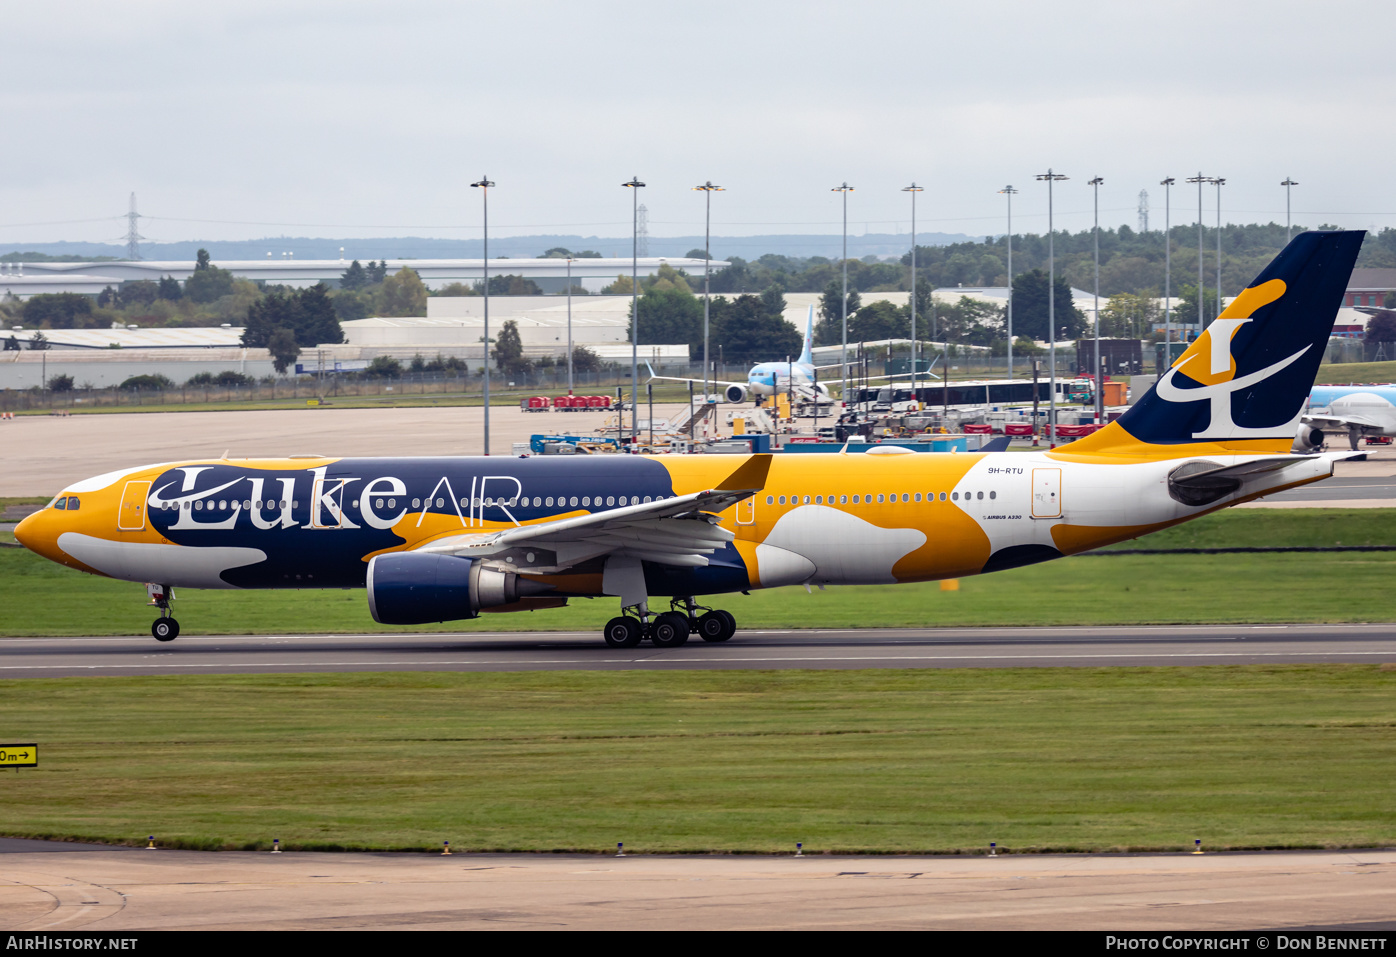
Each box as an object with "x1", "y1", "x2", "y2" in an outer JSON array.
[
  {"x1": 2, "y1": 842, "x2": 1393, "y2": 931},
  {"x1": 4, "y1": 623, "x2": 1395, "y2": 677}
]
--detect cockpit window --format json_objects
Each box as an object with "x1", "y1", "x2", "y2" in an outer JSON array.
[
  {"x1": 52, "y1": 496, "x2": 67, "y2": 510},
  {"x1": 66, "y1": 496, "x2": 80, "y2": 511}
]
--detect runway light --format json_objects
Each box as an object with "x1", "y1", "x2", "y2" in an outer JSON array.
[
  {"x1": 795, "y1": 842, "x2": 804, "y2": 857},
  {"x1": 146, "y1": 835, "x2": 156, "y2": 849},
  {"x1": 272, "y1": 839, "x2": 282, "y2": 854},
  {"x1": 1193, "y1": 839, "x2": 1204, "y2": 855},
  {"x1": 989, "y1": 842, "x2": 997, "y2": 857},
  {"x1": 442, "y1": 841, "x2": 452, "y2": 856},
  {"x1": 616, "y1": 842, "x2": 626, "y2": 858}
]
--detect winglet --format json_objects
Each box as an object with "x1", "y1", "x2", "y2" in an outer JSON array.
[
  {"x1": 716, "y1": 453, "x2": 773, "y2": 491},
  {"x1": 644, "y1": 360, "x2": 657, "y2": 380}
]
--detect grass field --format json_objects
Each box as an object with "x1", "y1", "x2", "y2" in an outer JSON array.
[
  {"x1": 1314, "y1": 360, "x2": 1396, "y2": 384},
  {"x1": 1, "y1": 666, "x2": 1391, "y2": 853},
  {"x1": 3, "y1": 510, "x2": 1393, "y2": 636}
]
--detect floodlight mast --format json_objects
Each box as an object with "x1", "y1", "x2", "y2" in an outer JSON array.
[
  {"x1": 999, "y1": 186, "x2": 1018, "y2": 379},
  {"x1": 693, "y1": 181, "x2": 724, "y2": 405},
  {"x1": 1089, "y1": 175, "x2": 1104, "y2": 424},
  {"x1": 1187, "y1": 173, "x2": 1210, "y2": 335},
  {"x1": 566, "y1": 257, "x2": 574, "y2": 393},
  {"x1": 903, "y1": 183, "x2": 923, "y2": 399},
  {"x1": 832, "y1": 183, "x2": 854, "y2": 411},
  {"x1": 1282, "y1": 177, "x2": 1298, "y2": 243},
  {"x1": 1209, "y1": 177, "x2": 1226, "y2": 321},
  {"x1": 623, "y1": 176, "x2": 645, "y2": 448},
  {"x1": 1161, "y1": 177, "x2": 1175, "y2": 355},
  {"x1": 470, "y1": 175, "x2": 494, "y2": 455},
  {"x1": 1036, "y1": 170, "x2": 1068, "y2": 447}
]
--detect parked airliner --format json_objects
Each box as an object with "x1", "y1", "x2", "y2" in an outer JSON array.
[
  {"x1": 1300, "y1": 385, "x2": 1396, "y2": 449},
  {"x1": 650, "y1": 305, "x2": 842, "y2": 404},
  {"x1": 16, "y1": 231, "x2": 1364, "y2": 646}
]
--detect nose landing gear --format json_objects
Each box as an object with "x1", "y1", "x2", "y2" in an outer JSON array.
[{"x1": 146, "y1": 583, "x2": 180, "y2": 642}]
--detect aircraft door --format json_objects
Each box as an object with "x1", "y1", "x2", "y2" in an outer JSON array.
[
  {"x1": 118, "y1": 481, "x2": 151, "y2": 531},
  {"x1": 1031, "y1": 468, "x2": 1061, "y2": 519},
  {"x1": 736, "y1": 494, "x2": 756, "y2": 525}
]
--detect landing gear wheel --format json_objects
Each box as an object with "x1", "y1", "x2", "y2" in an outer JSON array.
[
  {"x1": 717, "y1": 609, "x2": 736, "y2": 638},
  {"x1": 650, "y1": 612, "x2": 690, "y2": 648},
  {"x1": 698, "y1": 610, "x2": 736, "y2": 643},
  {"x1": 152, "y1": 618, "x2": 180, "y2": 642},
  {"x1": 603, "y1": 616, "x2": 643, "y2": 648}
]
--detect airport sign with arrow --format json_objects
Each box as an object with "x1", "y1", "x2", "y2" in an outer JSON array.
[{"x1": 0, "y1": 744, "x2": 37, "y2": 768}]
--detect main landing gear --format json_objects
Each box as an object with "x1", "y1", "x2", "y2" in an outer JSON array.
[
  {"x1": 146, "y1": 583, "x2": 180, "y2": 642},
  {"x1": 602, "y1": 597, "x2": 737, "y2": 648}
]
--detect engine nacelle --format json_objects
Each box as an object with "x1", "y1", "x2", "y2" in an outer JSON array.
[
  {"x1": 366, "y1": 552, "x2": 544, "y2": 624},
  {"x1": 1292, "y1": 424, "x2": 1325, "y2": 453},
  {"x1": 724, "y1": 383, "x2": 748, "y2": 404}
]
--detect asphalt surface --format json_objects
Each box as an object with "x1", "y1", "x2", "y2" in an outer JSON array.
[
  {"x1": 1259, "y1": 475, "x2": 1396, "y2": 502},
  {"x1": 3, "y1": 844, "x2": 1394, "y2": 930},
  {"x1": 3, "y1": 624, "x2": 1395, "y2": 677}
]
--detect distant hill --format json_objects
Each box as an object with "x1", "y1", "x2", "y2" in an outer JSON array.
[{"x1": 0, "y1": 231, "x2": 976, "y2": 263}]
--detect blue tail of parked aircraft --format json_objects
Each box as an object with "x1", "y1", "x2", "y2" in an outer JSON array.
[
  {"x1": 1081, "y1": 230, "x2": 1364, "y2": 452},
  {"x1": 798, "y1": 305, "x2": 815, "y2": 367}
]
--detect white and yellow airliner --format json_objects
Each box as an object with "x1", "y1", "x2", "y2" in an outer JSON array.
[{"x1": 16, "y1": 231, "x2": 1364, "y2": 646}]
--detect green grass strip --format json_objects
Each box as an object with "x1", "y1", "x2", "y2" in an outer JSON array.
[{"x1": 2, "y1": 666, "x2": 1393, "y2": 854}]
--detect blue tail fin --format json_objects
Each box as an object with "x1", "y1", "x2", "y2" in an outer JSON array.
[
  {"x1": 1105, "y1": 230, "x2": 1363, "y2": 449},
  {"x1": 798, "y1": 305, "x2": 814, "y2": 366}
]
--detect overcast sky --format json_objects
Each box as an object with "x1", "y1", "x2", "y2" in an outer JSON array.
[{"x1": 3, "y1": 0, "x2": 1394, "y2": 253}]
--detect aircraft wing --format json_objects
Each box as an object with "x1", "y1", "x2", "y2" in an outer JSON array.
[
  {"x1": 1303, "y1": 412, "x2": 1384, "y2": 430},
  {"x1": 644, "y1": 362, "x2": 746, "y2": 391},
  {"x1": 815, "y1": 354, "x2": 942, "y2": 380},
  {"x1": 416, "y1": 455, "x2": 772, "y2": 573}
]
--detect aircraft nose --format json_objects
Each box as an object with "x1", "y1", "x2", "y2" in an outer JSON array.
[
  {"x1": 14, "y1": 509, "x2": 41, "y2": 551},
  {"x1": 13, "y1": 508, "x2": 57, "y2": 562}
]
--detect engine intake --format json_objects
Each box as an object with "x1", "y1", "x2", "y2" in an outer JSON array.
[
  {"x1": 724, "y1": 383, "x2": 748, "y2": 404},
  {"x1": 366, "y1": 552, "x2": 550, "y2": 624},
  {"x1": 1292, "y1": 425, "x2": 1325, "y2": 453}
]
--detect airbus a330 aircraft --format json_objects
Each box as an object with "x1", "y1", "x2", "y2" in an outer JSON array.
[{"x1": 16, "y1": 231, "x2": 1364, "y2": 646}]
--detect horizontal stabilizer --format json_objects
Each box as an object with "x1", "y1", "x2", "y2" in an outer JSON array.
[{"x1": 1167, "y1": 455, "x2": 1317, "y2": 506}]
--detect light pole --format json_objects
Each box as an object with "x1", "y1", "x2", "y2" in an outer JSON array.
[
  {"x1": 999, "y1": 185, "x2": 1018, "y2": 379},
  {"x1": 1282, "y1": 177, "x2": 1298, "y2": 243},
  {"x1": 470, "y1": 175, "x2": 494, "y2": 455},
  {"x1": 1161, "y1": 177, "x2": 1175, "y2": 356},
  {"x1": 1037, "y1": 169, "x2": 1068, "y2": 446},
  {"x1": 693, "y1": 181, "x2": 723, "y2": 404},
  {"x1": 903, "y1": 183, "x2": 923, "y2": 399},
  {"x1": 833, "y1": 183, "x2": 854, "y2": 409},
  {"x1": 1187, "y1": 173, "x2": 1209, "y2": 335},
  {"x1": 623, "y1": 176, "x2": 645, "y2": 448},
  {"x1": 566, "y1": 257, "x2": 574, "y2": 394},
  {"x1": 1089, "y1": 175, "x2": 1104, "y2": 423},
  {"x1": 1210, "y1": 177, "x2": 1226, "y2": 321}
]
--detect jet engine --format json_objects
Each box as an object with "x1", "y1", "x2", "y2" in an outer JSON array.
[
  {"x1": 366, "y1": 552, "x2": 552, "y2": 625},
  {"x1": 1292, "y1": 424, "x2": 1325, "y2": 453},
  {"x1": 724, "y1": 383, "x2": 748, "y2": 404}
]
